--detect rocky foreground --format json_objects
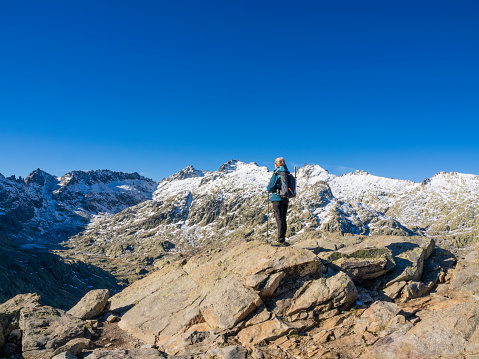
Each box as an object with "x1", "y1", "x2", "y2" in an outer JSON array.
[{"x1": 2, "y1": 235, "x2": 479, "y2": 358}]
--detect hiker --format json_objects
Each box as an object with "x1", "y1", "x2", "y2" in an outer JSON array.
[{"x1": 266, "y1": 157, "x2": 291, "y2": 245}]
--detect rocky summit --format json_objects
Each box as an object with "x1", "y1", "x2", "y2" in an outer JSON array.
[{"x1": 2, "y1": 235, "x2": 479, "y2": 358}]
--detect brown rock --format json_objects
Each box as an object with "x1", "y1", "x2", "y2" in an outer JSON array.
[
  {"x1": 358, "y1": 301, "x2": 403, "y2": 333},
  {"x1": 115, "y1": 239, "x2": 323, "y2": 348},
  {"x1": 200, "y1": 275, "x2": 263, "y2": 329},
  {"x1": 237, "y1": 317, "x2": 292, "y2": 346}
]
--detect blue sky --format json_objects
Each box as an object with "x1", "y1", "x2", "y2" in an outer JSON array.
[{"x1": 1, "y1": 0, "x2": 478, "y2": 182}]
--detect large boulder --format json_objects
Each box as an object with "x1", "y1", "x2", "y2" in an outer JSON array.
[
  {"x1": 318, "y1": 236, "x2": 435, "y2": 290},
  {"x1": 286, "y1": 271, "x2": 358, "y2": 316},
  {"x1": 0, "y1": 293, "x2": 41, "y2": 357},
  {"x1": 117, "y1": 264, "x2": 203, "y2": 344},
  {"x1": 199, "y1": 276, "x2": 263, "y2": 329},
  {"x1": 111, "y1": 239, "x2": 324, "y2": 353},
  {"x1": 207, "y1": 345, "x2": 248, "y2": 359},
  {"x1": 320, "y1": 247, "x2": 395, "y2": 282},
  {"x1": 20, "y1": 305, "x2": 86, "y2": 359},
  {"x1": 67, "y1": 289, "x2": 109, "y2": 320}
]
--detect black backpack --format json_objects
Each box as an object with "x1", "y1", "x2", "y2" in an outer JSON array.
[{"x1": 277, "y1": 172, "x2": 296, "y2": 199}]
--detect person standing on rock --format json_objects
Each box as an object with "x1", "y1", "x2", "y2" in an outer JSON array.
[{"x1": 267, "y1": 157, "x2": 291, "y2": 246}]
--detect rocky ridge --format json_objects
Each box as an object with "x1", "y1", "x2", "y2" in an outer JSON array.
[{"x1": 3, "y1": 235, "x2": 479, "y2": 358}]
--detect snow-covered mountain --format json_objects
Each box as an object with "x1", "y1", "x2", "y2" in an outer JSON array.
[
  {"x1": 59, "y1": 160, "x2": 478, "y2": 260},
  {"x1": 1, "y1": 161, "x2": 478, "y2": 255},
  {"x1": 0, "y1": 169, "x2": 157, "y2": 243}
]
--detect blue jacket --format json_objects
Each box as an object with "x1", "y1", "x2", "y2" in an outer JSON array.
[{"x1": 267, "y1": 165, "x2": 290, "y2": 202}]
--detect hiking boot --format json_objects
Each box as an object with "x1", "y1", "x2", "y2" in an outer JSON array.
[{"x1": 271, "y1": 240, "x2": 289, "y2": 247}]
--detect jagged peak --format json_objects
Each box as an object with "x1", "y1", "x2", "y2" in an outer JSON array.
[
  {"x1": 163, "y1": 165, "x2": 205, "y2": 182},
  {"x1": 298, "y1": 164, "x2": 336, "y2": 183},
  {"x1": 25, "y1": 169, "x2": 57, "y2": 187},
  {"x1": 218, "y1": 160, "x2": 266, "y2": 174},
  {"x1": 218, "y1": 159, "x2": 244, "y2": 173}
]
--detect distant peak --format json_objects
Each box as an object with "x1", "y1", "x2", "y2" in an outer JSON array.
[
  {"x1": 25, "y1": 169, "x2": 56, "y2": 186},
  {"x1": 164, "y1": 165, "x2": 204, "y2": 181},
  {"x1": 218, "y1": 159, "x2": 243, "y2": 173}
]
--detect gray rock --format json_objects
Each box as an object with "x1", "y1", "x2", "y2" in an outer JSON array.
[
  {"x1": 53, "y1": 338, "x2": 92, "y2": 356},
  {"x1": 104, "y1": 313, "x2": 120, "y2": 323},
  {"x1": 67, "y1": 290, "x2": 110, "y2": 320},
  {"x1": 286, "y1": 271, "x2": 358, "y2": 316},
  {"x1": 207, "y1": 345, "x2": 248, "y2": 359},
  {"x1": 320, "y1": 247, "x2": 395, "y2": 282},
  {"x1": 117, "y1": 265, "x2": 203, "y2": 344},
  {"x1": 20, "y1": 305, "x2": 86, "y2": 354},
  {"x1": 0, "y1": 293, "x2": 41, "y2": 348},
  {"x1": 8, "y1": 329, "x2": 22, "y2": 342},
  {"x1": 400, "y1": 281, "x2": 435, "y2": 301}
]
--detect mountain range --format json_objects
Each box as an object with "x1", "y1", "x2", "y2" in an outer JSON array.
[
  {"x1": 3, "y1": 159, "x2": 477, "y2": 246},
  {"x1": 1, "y1": 160, "x2": 478, "y2": 307}
]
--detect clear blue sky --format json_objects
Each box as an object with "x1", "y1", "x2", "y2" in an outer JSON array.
[{"x1": 1, "y1": 0, "x2": 478, "y2": 182}]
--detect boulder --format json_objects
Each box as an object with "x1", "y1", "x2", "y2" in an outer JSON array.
[
  {"x1": 321, "y1": 236, "x2": 434, "y2": 290},
  {"x1": 0, "y1": 293, "x2": 41, "y2": 348},
  {"x1": 52, "y1": 338, "x2": 92, "y2": 356},
  {"x1": 320, "y1": 247, "x2": 395, "y2": 282},
  {"x1": 363, "y1": 302, "x2": 479, "y2": 358},
  {"x1": 199, "y1": 276, "x2": 263, "y2": 329},
  {"x1": 117, "y1": 264, "x2": 203, "y2": 344},
  {"x1": 400, "y1": 281, "x2": 435, "y2": 301},
  {"x1": 286, "y1": 271, "x2": 358, "y2": 316},
  {"x1": 20, "y1": 305, "x2": 86, "y2": 358},
  {"x1": 355, "y1": 301, "x2": 403, "y2": 334},
  {"x1": 207, "y1": 345, "x2": 248, "y2": 359},
  {"x1": 67, "y1": 289, "x2": 110, "y2": 320}
]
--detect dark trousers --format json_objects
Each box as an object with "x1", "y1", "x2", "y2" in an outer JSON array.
[{"x1": 272, "y1": 200, "x2": 288, "y2": 242}]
